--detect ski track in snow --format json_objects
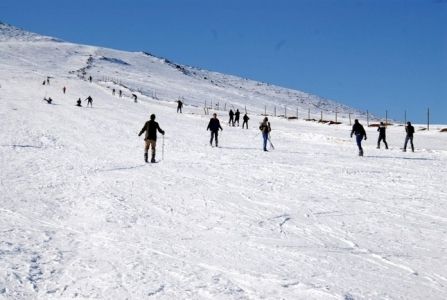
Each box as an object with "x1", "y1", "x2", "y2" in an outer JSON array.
[{"x1": 1, "y1": 26, "x2": 447, "y2": 299}]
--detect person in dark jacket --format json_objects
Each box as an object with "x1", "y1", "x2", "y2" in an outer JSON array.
[
  {"x1": 403, "y1": 121, "x2": 415, "y2": 152},
  {"x1": 259, "y1": 117, "x2": 271, "y2": 151},
  {"x1": 377, "y1": 122, "x2": 388, "y2": 149},
  {"x1": 177, "y1": 100, "x2": 183, "y2": 113},
  {"x1": 84, "y1": 96, "x2": 93, "y2": 107},
  {"x1": 43, "y1": 97, "x2": 52, "y2": 104},
  {"x1": 350, "y1": 119, "x2": 367, "y2": 156},
  {"x1": 63, "y1": 86, "x2": 66, "y2": 94},
  {"x1": 138, "y1": 114, "x2": 165, "y2": 163},
  {"x1": 228, "y1": 109, "x2": 235, "y2": 126},
  {"x1": 242, "y1": 113, "x2": 249, "y2": 129},
  {"x1": 132, "y1": 93, "x2": 138, "y2": 103},
  {"x1": 207, "y1": 113, "x2": 223, "y2": 147},
  {"x1": 76, "y1": 98, "x2": 82, "y2": 107},
  {"x1": 234, "y1": 109, "x2": 241, "y2": 126}
]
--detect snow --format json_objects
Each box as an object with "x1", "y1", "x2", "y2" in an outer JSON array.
[{"x1": 1, "y1": 23, "x2": 446, "y2": 299}]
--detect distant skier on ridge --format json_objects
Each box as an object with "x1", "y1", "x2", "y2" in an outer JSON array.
[
  {"x1": 350, "y1": 119, "x2": 367, "y2": 156},
  {"x1": 138, "y1": 114, "x2": 165, "y2": 163}
]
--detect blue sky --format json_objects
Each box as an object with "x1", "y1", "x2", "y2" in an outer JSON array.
[{"x1": 2, "y1": 0, "x2": 446, "y2": 123}]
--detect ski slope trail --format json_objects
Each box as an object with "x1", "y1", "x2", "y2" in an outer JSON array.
[{"x1": 1, "y1": 23, "x2": 447, "y2": 299}]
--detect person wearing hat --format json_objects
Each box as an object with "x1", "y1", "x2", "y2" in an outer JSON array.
[
  {"x1": 259, "y1": 117, "x2": 271, "y2": 151},
  {"x1": 138, "y1": 114, "x2": 165, "y2": 163}
]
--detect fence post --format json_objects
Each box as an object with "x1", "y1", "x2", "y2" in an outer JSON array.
[
  {"x1": 274, "y1": 106, "x2": 276, "y2": 117},
  {"x1": 335, "y1": 109, "x2": 338, "y2": 123},
  {"x1": 264, "y1": 105, "x2": 266, "y2": 116},
  {"x1": 427, "y1": 107, "x2": 430, "y2": 131},
  {"x1": 308, "y1": 108, "x2": 310, "y2": 120},
  {"x1": 285, "y1": 106, "x2": 287, "y2": 118},
  {"x1": 349, "y1": 113, "x2": 352, "y2": 125},
  {"x1": 296, "y1": 108, "x2": 299, "y2": 119},
  {"x1": 367, "y1": 110, "x2": 369, "y2": 126},
  {"x1": 404, "y1": 110, "x2": 407, "y2": 125},
  {"x1": 385, "y1": 110, "x2": 388, "y2": 126},
  {"x1": 320, "y1": 111, "x2": 323, "y2": 121}
]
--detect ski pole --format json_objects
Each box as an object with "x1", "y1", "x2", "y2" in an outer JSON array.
[
  {"x1": 268, "y1": 134, "x2": 275, "y2": 150},
  {"x1": 162, "y1": 135, "x2": 165, "y2": 161}
]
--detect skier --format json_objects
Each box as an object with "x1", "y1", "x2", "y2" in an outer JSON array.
[
  {"x1": 119, "y1": 90, "x2": 122, "y2": 98},
  {"x1": 177, "y1": 100, "x2": 183, "y2": 113},
  {"x1": 228, "y1": 109, "x2": 235, "y2": 126},
  {"x1": 88, "y1": 76, "x2": 92, "y2": 83},
  {"x1": 138, "y1": 114, "x2": 165, "y2": 163},
  {"x1": 46, "y1": 77, "x2": 50, "y2": 85},
  {"x1": 350, "y1": 119, "x2": 367, "y2": 156},
  {"x1": 84, "y1": 96, "x2": 93, "y2": 107},
  {"x1": 259, "y1": 117, "x2": 271, "y2": 151},
  {"x1": 132, "y1": 93, "x2": 138, "y2": 103},
  {"x1": 63, "y1": 86, "x2": 66, "y2": 94},
  {"x1": 112, "y1": 88, "x2": 116, "y2": 96},
  {"x1": 43, "y1": 97, "x2": 52, "y2": 104},
  {"x1": 234, "y1": 109, "x2": 240, "y2": 126},
  {"x1": 376, "y1": 122, "x2": 388, "y2": 149},
  {"x1": 207, "y1": 113, "x2": 223, "y2": 147},
  {"x1": 242, "y1": 113, "x2": 249, "y2": 129},
  {"x1": 76, "y1": 98, "x2": 82, "y2": 107},
  {"x1": 403, "y1": 121, "x2": 415, "y2": 152}
]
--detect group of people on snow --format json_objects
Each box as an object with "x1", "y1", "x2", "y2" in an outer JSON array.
[
  {"x1": 228, "y1": 109, "x2": 250, "y2": 129},
  {"x1": 40, "y1": 77, "x2": 417, "y2": 162},
  {"x1": 351, "y1": 119, "x2": 415, "y2": 156}
]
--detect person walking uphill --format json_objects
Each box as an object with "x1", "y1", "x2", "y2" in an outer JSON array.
[
  {"x1": 377, "y1": 122, "x2": 388, "y2": 149},
  {"x1": 242, "y1": 113, "x2": 249, "y2": 129},
  {"x1": 207, "y1": 113, "x2": 223, "y2": 147},
  {"x1": 138, "y1": 114, "x2": 165, "y2": 163},
  {"x1": 403, "y1": 121, "x2": 415, "y2": 152},
  {"x1": 259, "y1": 117, "x2": 271, "y2": 151},
  {"x1": 351, "y1": 119, "x2": 367, "y2": 156},
  {"x1": 228, "y1": 109, "x2": 235, "y2": 126}
]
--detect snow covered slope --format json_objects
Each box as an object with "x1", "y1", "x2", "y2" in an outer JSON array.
[{"x1": 1, "y1": 23, "x2": 447, "y2": 299}]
